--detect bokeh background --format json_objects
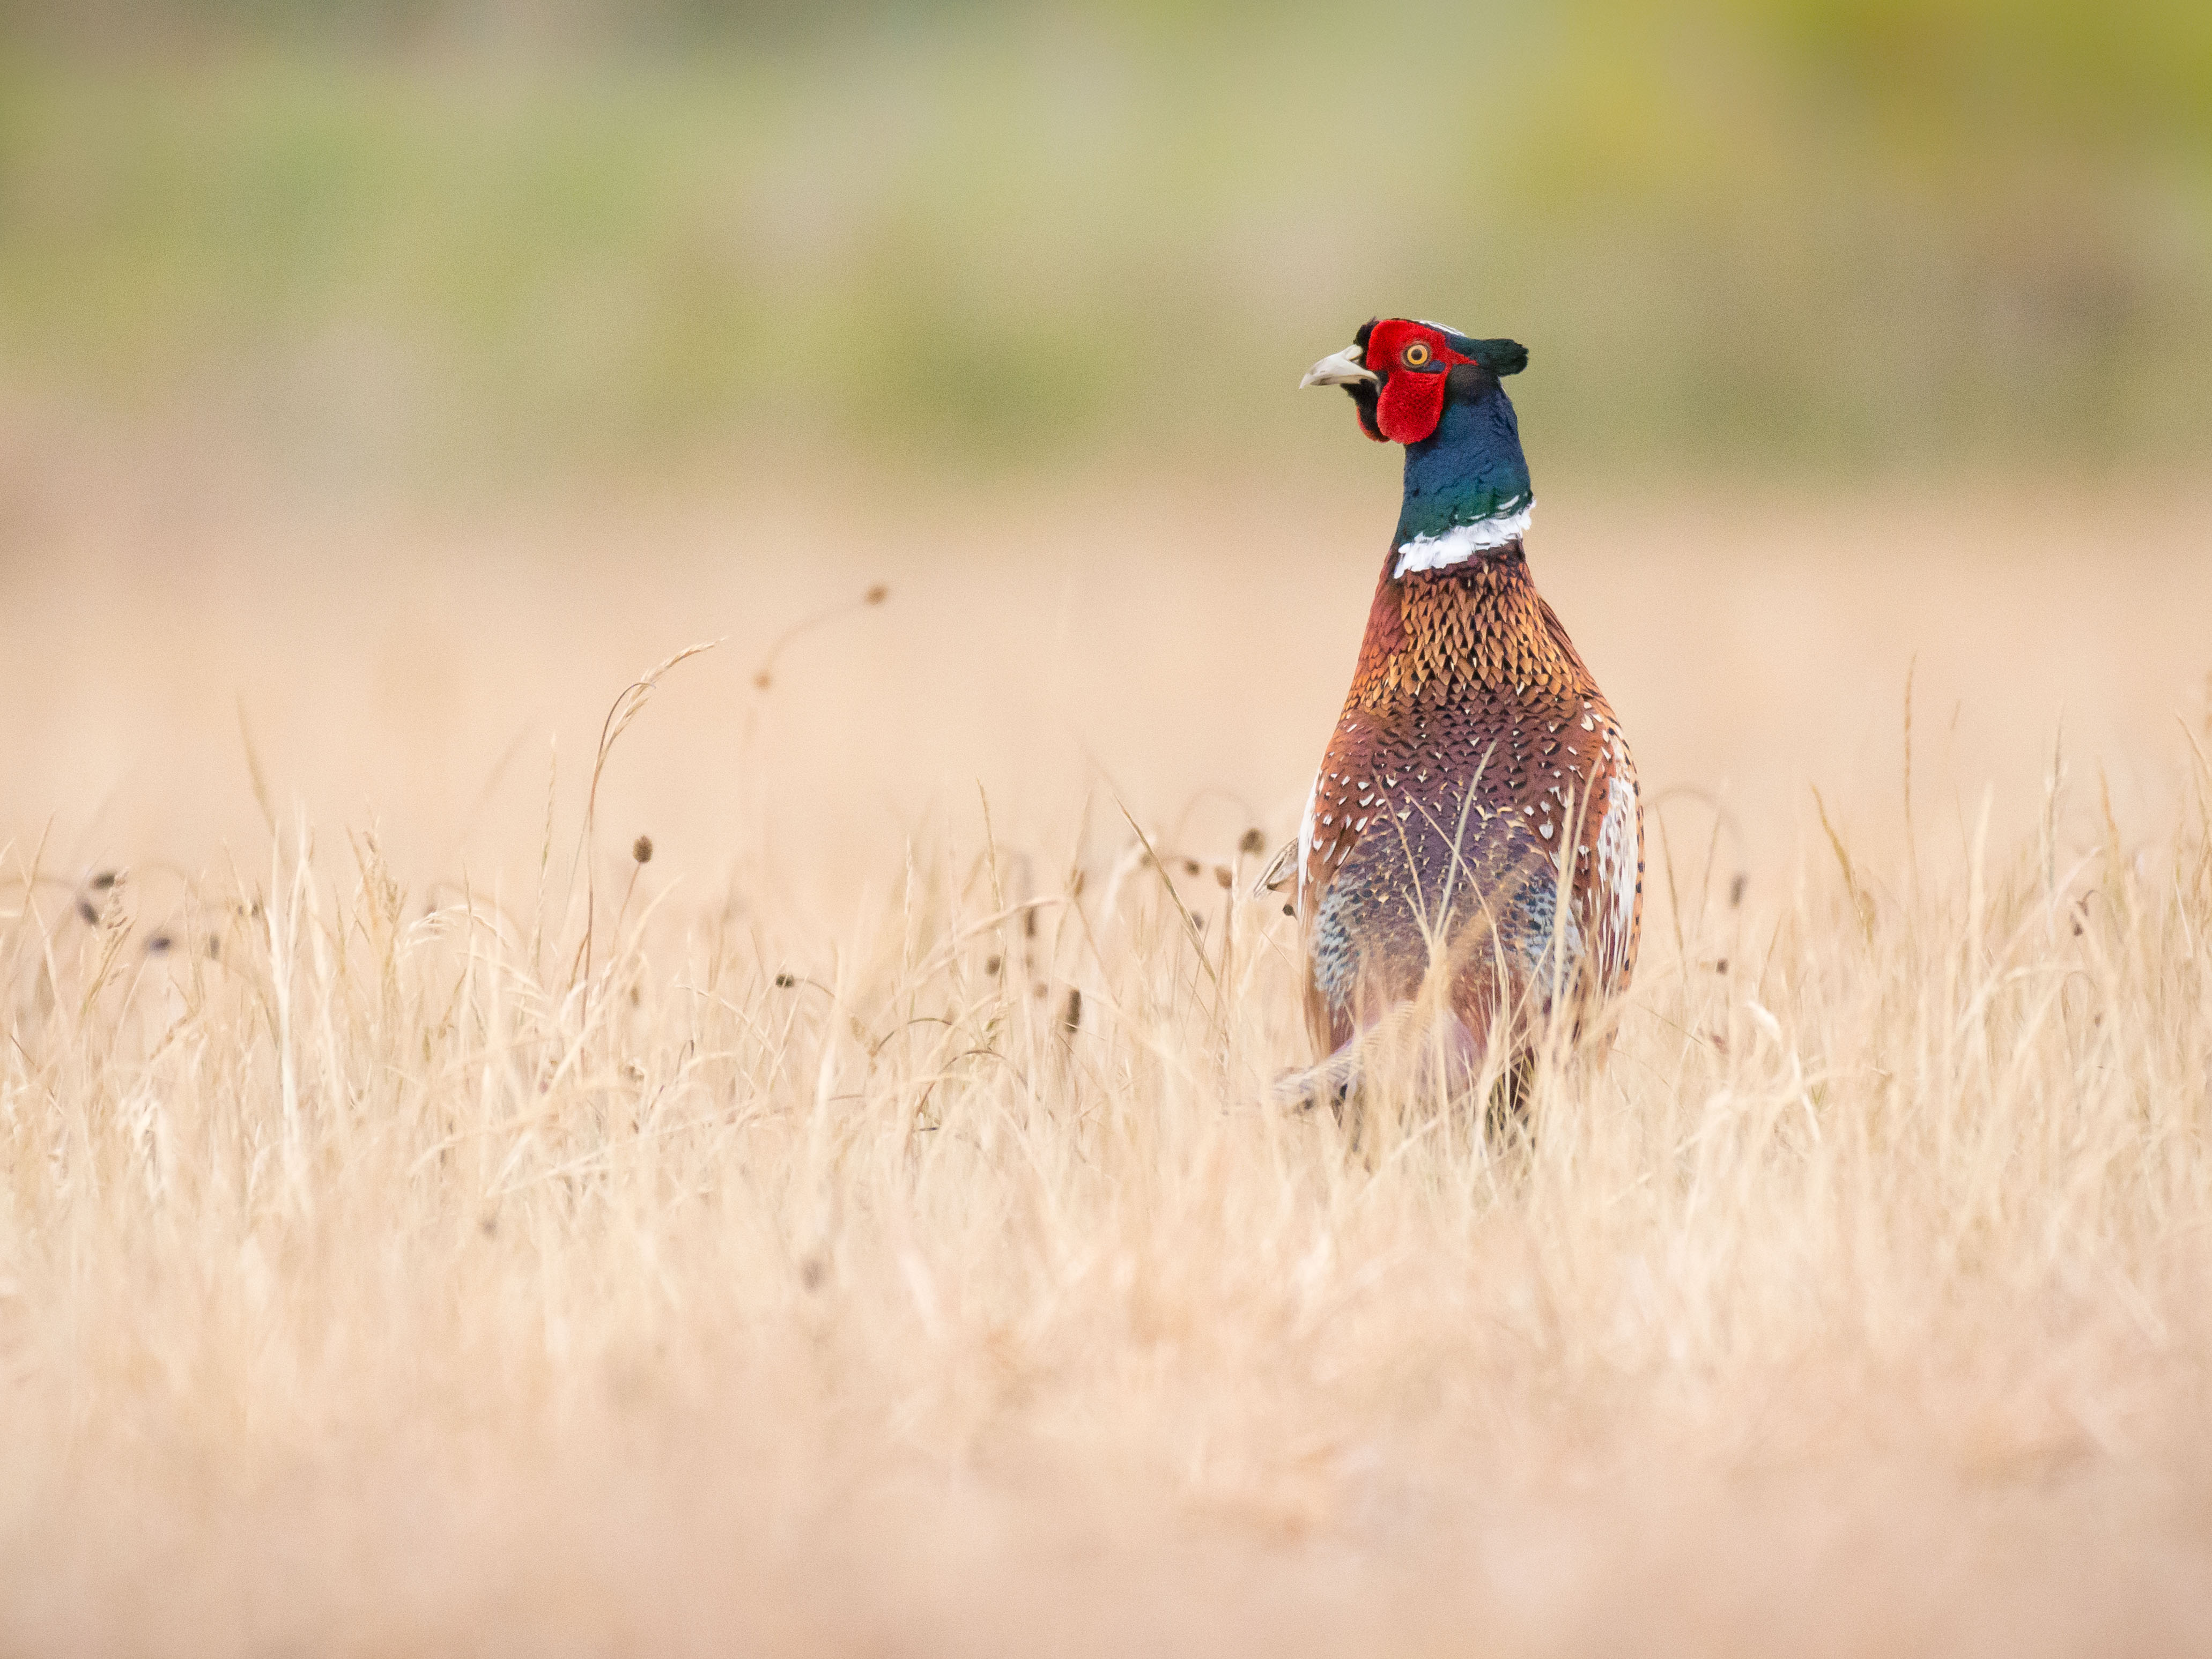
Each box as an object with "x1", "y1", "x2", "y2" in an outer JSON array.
[
  {"x1": 6, "y1": 0, "x2": 2210, "y2": 474},
  {"x1": 11, "y1": 13, "x2": 2212, "y2": 1651},
  {"x1": 1, "y1": 0, "x2": 2208, "y2": 901}
]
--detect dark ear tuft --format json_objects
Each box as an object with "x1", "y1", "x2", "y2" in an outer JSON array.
[
  {"x1": 1353, "y1": 317, "x2": 1378, "y2": 353},
  {"x1": 1466, "y1": 337, "x2": 1528, "y2": 376},
  {"x1": 1439, "y1": 329, "x2": 1528, "y2": 376}
]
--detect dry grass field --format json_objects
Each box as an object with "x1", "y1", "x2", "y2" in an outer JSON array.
[{"x1": 4, "y1": 428, "x2": 2212, "y2": 1654}]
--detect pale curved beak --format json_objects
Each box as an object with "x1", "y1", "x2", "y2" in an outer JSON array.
[{"x1": 1299, "y1": 344, "x2": 1378, "y2": 389}]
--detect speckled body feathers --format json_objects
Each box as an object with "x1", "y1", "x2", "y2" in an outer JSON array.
[{"x1": 1298, "y1": 544, "x2": 1643, "y2": 1060}]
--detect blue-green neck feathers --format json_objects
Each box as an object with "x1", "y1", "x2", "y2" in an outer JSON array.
[{"x1": 1393, "y1": 377, "x2": 1533, "y2": 552}]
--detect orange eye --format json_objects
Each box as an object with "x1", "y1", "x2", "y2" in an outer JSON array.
[{"x1": 1402, "y1": 340, "x2": 1432, "y2": 368}]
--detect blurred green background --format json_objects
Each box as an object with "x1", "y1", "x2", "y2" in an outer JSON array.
[{"x1": 1, "y1": 0, "x2": 2207, "y2": 484}]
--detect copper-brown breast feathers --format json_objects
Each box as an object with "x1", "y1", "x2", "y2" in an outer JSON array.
[{"x1": 1299, "y1": 552, "x2": 1640, "y2": 1055}]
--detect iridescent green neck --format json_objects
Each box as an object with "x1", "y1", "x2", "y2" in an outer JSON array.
[{"x1": 1392, "y1": 377, "x2": 1533, "y2": 555}]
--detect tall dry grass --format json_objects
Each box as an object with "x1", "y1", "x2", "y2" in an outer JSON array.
[
  {"x1": 5, "y1": 685, "x2": 2212, "y2": 1653},
  {"x1": 2, "y1": 449, "x2": 2210, "y2": 1650}
]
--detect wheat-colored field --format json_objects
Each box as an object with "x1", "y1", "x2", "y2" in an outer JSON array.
[{"x1": 4, "y1": 436, "x2": 2212, "y2": 1654}]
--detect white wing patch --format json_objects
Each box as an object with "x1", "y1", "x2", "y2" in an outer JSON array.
[
  {"x1": 1296, "y1": 774, "x2": 1319, "y2": 906},
  {"x1": 1594, "y1": 771, "x2": 1639, "y2": 987}
]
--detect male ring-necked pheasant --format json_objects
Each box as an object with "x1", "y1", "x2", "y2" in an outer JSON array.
[{"x1": 1283, "y1": 317, "x2": 1642, "y2": 1101}]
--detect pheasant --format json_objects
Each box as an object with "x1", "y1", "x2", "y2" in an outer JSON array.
[{"x1": 1281, "y1": 317, "x2": 1642, "y2": 1103}]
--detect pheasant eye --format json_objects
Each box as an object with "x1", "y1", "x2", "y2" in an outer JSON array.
[{"x1": 1402, "y1": 340, "x2": 1432, "y2": 368}]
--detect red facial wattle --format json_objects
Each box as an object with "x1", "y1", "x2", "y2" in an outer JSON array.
[{"x1": 1366, "y1": 321, "x2": 1473, "y2": 446}]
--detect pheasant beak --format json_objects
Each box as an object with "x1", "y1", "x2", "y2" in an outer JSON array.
[{"x1": 1299, "y1": 345, "x2": 1378, "y2": 389}]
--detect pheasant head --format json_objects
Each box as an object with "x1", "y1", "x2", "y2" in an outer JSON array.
[{"x1": 1302, "y1": 317, "x2": 1536, "y2": 574}]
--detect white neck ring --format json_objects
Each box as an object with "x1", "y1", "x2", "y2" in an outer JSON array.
[{"x1": 1392, "y1": 499, "x2": 1533, "y2": 579}]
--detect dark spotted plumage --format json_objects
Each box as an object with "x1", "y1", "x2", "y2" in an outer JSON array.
[{"x1": 1294, "y1": 318, "x2": 1643, "y2": 1075}]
